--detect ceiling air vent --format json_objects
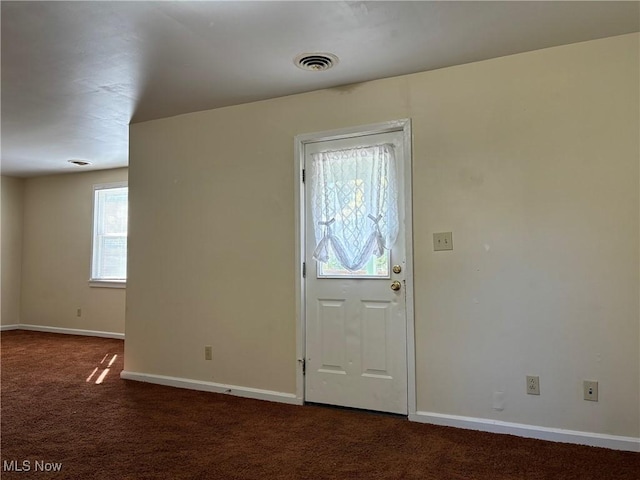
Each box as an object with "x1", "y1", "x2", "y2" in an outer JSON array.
[
  {"x1": 295, "y1": 53, "x2": 339, "y2": 71},
  {"x1": 68, "y1": 159, "x2": 91, "y2": 166}
]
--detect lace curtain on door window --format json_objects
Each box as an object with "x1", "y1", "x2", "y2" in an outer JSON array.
[{"x1": 310, "y1": 143, "x2": 399, "y2": 272}]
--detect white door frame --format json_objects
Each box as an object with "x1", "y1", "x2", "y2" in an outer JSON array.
[{"x1": 294, "y1": 119, "x2": 416, "y2": 416}]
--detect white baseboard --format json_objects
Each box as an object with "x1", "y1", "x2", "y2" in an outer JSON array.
[
  {"x1": 409, "y1": 411, "x2": 640, "y2": 452},
  {"x1": 6, "y1": 322, "x2": 638, "y2": 452},
  {"x1": 0, "y1": 324, "x2": 20, "y2": 331},
  {"x1": 15, "y1": 324, "x2": 124, "y2": 340},
  {"x1": 121, "y1": 370, "x2": 302, "y2": 406}
]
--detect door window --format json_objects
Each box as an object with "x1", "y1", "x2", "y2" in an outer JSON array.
[
  {"x1": 318, "y1": 249, "x2": 389, "y2": 278},
  {"x1": 310, "y1": 143, "x2": 398, "y2": 278}
]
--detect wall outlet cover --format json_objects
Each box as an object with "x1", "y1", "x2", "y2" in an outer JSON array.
[
  {"x1": 584, "y1": 380, "x2": 598, "y2": 402},
  {"x1": 526, "y1": 375, "x2": 540, "y2": 395}
]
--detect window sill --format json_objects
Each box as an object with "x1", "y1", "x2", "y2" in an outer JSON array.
[{"x1": 89, "y1": 280, "x2": 126, "y2": 289}]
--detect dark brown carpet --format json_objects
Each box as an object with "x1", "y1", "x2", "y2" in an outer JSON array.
[{"x1": 1, "y1": 331, "x2": 638, "y2": 479}]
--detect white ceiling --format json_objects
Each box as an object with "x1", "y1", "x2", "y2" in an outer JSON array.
[{"x1": 2, "y1": 1, "x2": 638, "y2": 177}]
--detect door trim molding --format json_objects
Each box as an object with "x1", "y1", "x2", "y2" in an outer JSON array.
[{"x1": 294, "y1": 119, "x2": 415, "y2": 415}]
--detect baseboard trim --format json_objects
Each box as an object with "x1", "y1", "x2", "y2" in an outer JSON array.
[
  {"x1": 121, "y1": 370, "x2": 302, "y2": 406},
  {"x1": 0, "y1": 324, "x2": 20, "y2": 331},
  {"x1": 409, "y1": 411, "x2": 640, "y2": 452},
  {"x1": 16, "y1": 324, "x2": 124, "y2": 340},
  {"x1": 6, "y1": 323, "x2": 637, "y2": 451}
]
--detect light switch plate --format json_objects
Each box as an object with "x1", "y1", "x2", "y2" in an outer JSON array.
[{"x1": 433, "y1": 232, "x2": 453, "y2": 251}]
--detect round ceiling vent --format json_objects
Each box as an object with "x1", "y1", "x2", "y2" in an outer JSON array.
[
  {"x1": 67, "y1": 159, "x2": 91, "y2": 166},
  {"x1": 294, "y1": 53, "x2": 339, "y2": 71}
]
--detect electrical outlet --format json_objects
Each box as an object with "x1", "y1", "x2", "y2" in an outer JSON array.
[
  {"x1": 526, "y1": 375, "x2": 540, "y2": 395},
  {"x1": 433, "y1": 232, "x2": 453, "y2": 251},
  {"x1": 584, "y1": 380, "x2": 598, "y2": 402},
  {"x1": 76, "y1": 308, "x2": 82, "y2": 317},
  {"x1": 204, "y1": 346, "x2": 212, "y2": 361}
]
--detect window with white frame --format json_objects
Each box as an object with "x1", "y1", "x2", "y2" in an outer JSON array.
[{"x1": 91, "y1": 183, "x2": 128, "y2": 285}]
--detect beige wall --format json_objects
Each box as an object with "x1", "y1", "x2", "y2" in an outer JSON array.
[
  {"x1": 1, "y1": 176, "x2": 25, "y2": 326},
  {"x1": 127, "y1": 34, "x2": 639, "y2": 437},
  {"x1": 21, "y1": 168, "x2": 128, "y2": 334}
]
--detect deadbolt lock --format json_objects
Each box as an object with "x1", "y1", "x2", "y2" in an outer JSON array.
[
  {"x1": 392, "y1": 265, "x2": 402, "y2": 274},
  {"x1": 390, "y1": 280, "x2": 402, "y2": 291}
]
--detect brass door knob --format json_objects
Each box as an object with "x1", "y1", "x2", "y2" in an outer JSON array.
[{"x1": 390, "y1": 280, "x2": 401, "y2": 291}]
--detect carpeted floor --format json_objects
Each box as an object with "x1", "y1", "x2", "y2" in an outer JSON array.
[{"x1": 1, "y1": 330, "x2": 638, "y2": 479}]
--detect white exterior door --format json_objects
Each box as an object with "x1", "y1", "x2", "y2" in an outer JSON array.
[{"x1": 304, "y1": 129, "x2": 409, "y2": 415}]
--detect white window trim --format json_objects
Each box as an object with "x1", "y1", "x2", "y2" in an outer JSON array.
[
  {"x1": 90, "y1": 181, "x2": 128, "y2": 288},
  {"x1": 89, "y1": 280, "x2": 127, "y2": 289}
]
